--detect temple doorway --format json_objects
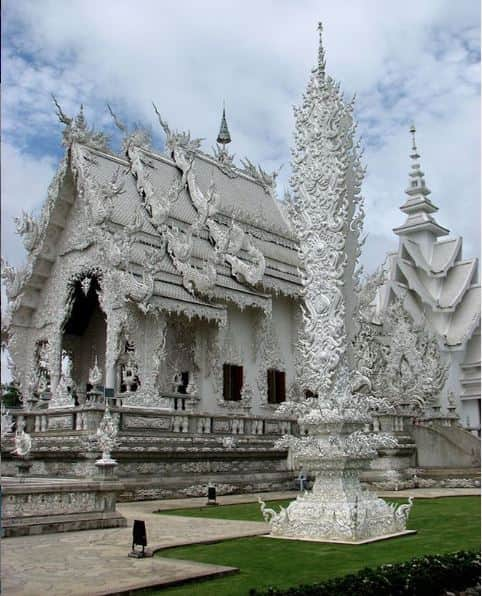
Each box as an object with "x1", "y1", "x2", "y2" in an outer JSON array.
[{"x1": 61, "y1": 275, "x2": 106, "y2": 402}]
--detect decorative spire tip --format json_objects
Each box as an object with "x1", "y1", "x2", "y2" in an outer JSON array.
[
  {"x1": 216, "y1": 104, "x2": 231, "y2": 146},
  {"x1": 317, "y1": 22, "x2": 326, "y2": 78},
  {"x1": 409, "y1": 123, "x2": 418, "y2": 155}
]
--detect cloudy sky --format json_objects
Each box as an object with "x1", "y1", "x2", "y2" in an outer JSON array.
[{"x1": 1, "y1": 0, "x2": 480, "y2": 276}]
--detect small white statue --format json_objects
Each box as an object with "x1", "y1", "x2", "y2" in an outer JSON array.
[
  {"x1": 89, "y1": 356, "x2": 102, "y2": 386},
  {"x1": 186, "y1": 377, "x2": 198, "y2": 395},
  {"x1": 222, "y1": 436, "x2": 236, "y2": 449},
  {"x1": 13, "y1": 419, "x2": 32, "y2": 458},
  {"x1": 122, "y1": 358, "x2": 138, "y2": 392}
]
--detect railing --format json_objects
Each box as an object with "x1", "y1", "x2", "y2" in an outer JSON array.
[{"x1": 8, "y1": 406, "x2": 296, "y2": 438}]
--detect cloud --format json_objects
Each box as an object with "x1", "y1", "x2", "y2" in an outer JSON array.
[
  {"x1": 1, "y1": 142, "x2": 57, "y2": 267},
  {"x1": 1, "y1": 0, "x2": 480, "y2": 275}
]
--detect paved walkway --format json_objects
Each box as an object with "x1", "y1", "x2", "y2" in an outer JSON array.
[
  {"x1": 2, "y1": 488, "x2": 479, "y2": 595},
  {"x1": 1, "y1": 500, "x2": 269, "y2": 596}
]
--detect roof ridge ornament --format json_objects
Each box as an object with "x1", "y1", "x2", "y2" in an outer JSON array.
[
  {"x1": 152, "y1": 102, "x2": 204, "y2": 156},
  {"x1": 52, "y1": 95, "x2": 109, "y2": 150},
  {"x1": 107, "y1": 104, "x2": 151, "y2": 150}
]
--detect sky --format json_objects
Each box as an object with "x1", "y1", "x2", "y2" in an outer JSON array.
[{"x1": 1, "y1": 1, "x2": 480, "y2": 273}]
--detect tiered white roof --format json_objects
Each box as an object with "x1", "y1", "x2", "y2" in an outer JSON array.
[{"x1": 376, "y1": 126, "x2": 480, "y2": 349}]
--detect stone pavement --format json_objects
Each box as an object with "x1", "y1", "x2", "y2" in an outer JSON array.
[
  {"x1": 1, "y1": 502, "x2": 270, "y2": 595},
  {"x1": 1, "y1": 488, "x2": 479, "y2": 595}
]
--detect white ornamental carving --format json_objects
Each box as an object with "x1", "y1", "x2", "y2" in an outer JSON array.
[
  {"x1": 49, "y1": 375, "x2": 75, "y2": 409},
  {"x1": 13, "y1": 418, "x2": 32, "y2": 458},
  {"x1": 15, "y1": 211, "x2": 41, "y2": 253},
  {"x1": 96, "y1": 403, "x2": 118, "y2": 462},
  {"x1": 89, "y1": 357, "x2": 103, "y2": 386},
  {"x1": 354, "y1": 272, "x2": 449, "y2": 417},
  {"x1": 1, "y1": 404, "x2": 14, "y2": 439},
  {"x1": 261, "y1": 24, "x2": 413, "y2": 543},
  {"x1": 240, "y1": 157, "x2": 281, "y2": 196},
  {"x1": 52, "y1": 97, "x2": 109, "y2": 150},
  {"x1": 154, "y1": 107, "x2": 266, "y2": 290}
]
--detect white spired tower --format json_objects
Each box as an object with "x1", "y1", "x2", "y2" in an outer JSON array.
[
  {"x1": 258, "y1": 24, "x2": 415, "y2": 544},
  {"x1": 375, "y1": 126, "x2": 481, "y2": 435}
]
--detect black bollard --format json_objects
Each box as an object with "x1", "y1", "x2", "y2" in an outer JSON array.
[
  {"x1": 207, "y1": 483, "x2": 218, "y2": 506},
  {"x1": 129, "y1": 519, "x2": 147, "y2": 558}
]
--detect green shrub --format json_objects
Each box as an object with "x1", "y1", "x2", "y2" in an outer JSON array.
[
  {"x1": 250, "y1": 550, "x2": 480, "y2": 596},
  {"x1": 1, "y1": 383, "x2": 22, "y2": 408}
]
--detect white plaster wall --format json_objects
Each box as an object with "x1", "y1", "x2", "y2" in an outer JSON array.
[
  {"x1": 196, "y1": 299, "x2": 299, "y2": 417},
  {"x1": 465, "y1": 327, "x2": 481, "y2": 364},
  {"x1": 461, "y1": 399, "x2": 480, "y2": 433}
]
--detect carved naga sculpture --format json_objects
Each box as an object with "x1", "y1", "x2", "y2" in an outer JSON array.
[{"x1": 15, "y1": 211, "x2": 41, "y2": 253}]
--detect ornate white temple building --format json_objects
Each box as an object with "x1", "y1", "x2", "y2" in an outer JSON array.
[
  {"x1": 374, "y1": 126, "x2": 481, "y2": 435},
  {"x1": 0, "y1": 98, "x2": 308, "y2": 497},
  {"x1": 3, "y1": 103, "x2": 301, "y2": 417}
]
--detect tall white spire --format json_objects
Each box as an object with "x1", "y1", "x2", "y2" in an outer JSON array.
[
  {"x1": 260, "y1": 24, "x2": 414, "y2": 544},
  {"x1": 290, "y1": 21, "x2": 364, "y2": 396}
]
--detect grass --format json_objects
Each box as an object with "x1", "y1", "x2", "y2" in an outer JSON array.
[
  {"x1": 144, "y1": 496, "x2": 480, "y2": 595},
  {"x1": 156, "y1": 499, "x2": 294, "y2": 522}
]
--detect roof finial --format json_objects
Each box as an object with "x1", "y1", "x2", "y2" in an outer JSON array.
[
  {"x1": 216, "y1": 104, "x2": 231, "y2": 147},
  {"x1": 317, "y1": 22, "x2": 326, "y2": 79},
  {"x1": 409, "y1": 123, "x2": 419, "y2": 157},
  {"x1": 406, "y1": 123, "x2": 430, "y2": 198}
]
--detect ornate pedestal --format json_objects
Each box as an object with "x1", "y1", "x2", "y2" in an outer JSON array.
[
  {"x1": 95, "y1": 459, "x2": 118, "y2": 480},
  {"x1": 260, "y1": 455, "x2": 414, "y2": 543}
]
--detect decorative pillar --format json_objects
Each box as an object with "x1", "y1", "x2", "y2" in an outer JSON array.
[
  {"x1": 96, "y1": 270, "x2": 119, "y2": 400},
  {"x1": 48, "y1": 327, "x2": 63, "y2": 397}
]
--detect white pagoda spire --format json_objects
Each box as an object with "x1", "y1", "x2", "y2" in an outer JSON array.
[
  {"x1": 394, "y1": 125, "x2": 448, "y2": 239},
  {"x1": 406, "y1": 124, "x2": 430, "y2": 197}
]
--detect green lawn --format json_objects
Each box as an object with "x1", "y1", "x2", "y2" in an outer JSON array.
[{"x1": 145, "y1": 497, "x2": 480, "y2": 595}]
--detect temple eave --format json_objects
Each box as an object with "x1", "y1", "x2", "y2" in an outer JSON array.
[{"x1": 393, "y1": 221, "x2": 449, "y2": 237}]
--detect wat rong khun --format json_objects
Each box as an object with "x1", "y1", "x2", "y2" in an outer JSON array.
[{"x1": 1, "y1": 24, "x2": 479, "y2": 541}]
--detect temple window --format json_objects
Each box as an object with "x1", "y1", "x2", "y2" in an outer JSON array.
[
  {"x1": 267, "y1": 369, "x2": 286, "y2": 404},
  {"x1": 223, "y1": 364, "x2": 243, "y2": 401}
]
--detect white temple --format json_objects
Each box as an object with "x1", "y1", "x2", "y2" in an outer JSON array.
[
  {"x1": 374, "y1": 126, "x2": 481, "y2": 436},
  {"x1": 2, "y1": 101, "x2": 301, "y2": 418}
]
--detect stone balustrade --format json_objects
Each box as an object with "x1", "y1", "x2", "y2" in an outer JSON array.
[{"x1": 8, "y1": 406, "x2": 296, "y2": 438}]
